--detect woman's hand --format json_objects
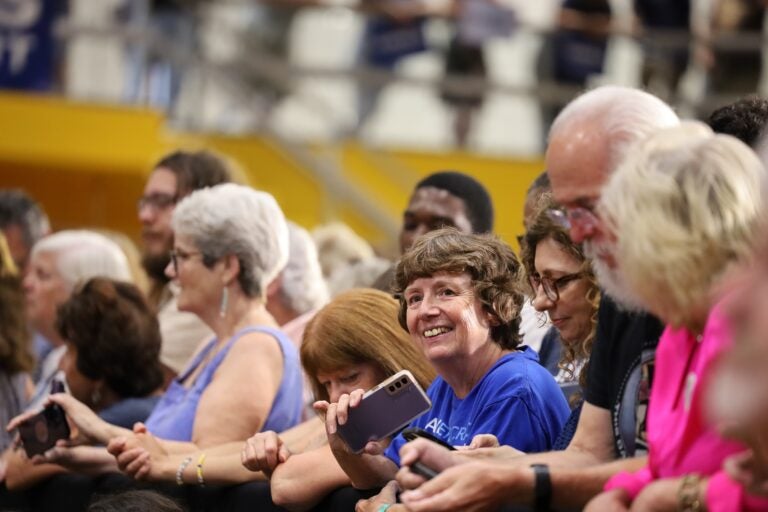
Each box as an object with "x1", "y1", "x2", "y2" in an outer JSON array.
[
  {"x1": 241, "y1": 430, "x2": 290, "y2": 477},
  {"x1": 7, "y1": 393, "x2": 114, "y2": 447},
  {"x1": 465, "y1": 434, "x2": 499, "y2": 449},
  {"x1": 107, "y1": 424, "x2": 166, "y2": 480},
  {"x1": 355, "y1": 480, "x2": 400, "y2": 512},
  {"x1": 629, "y1": 478, "x2": 682, "y2": 512},
  {"x1": 725, "y1": 450, "x2": 768, "y2": 496},
  {"x1": 584, "y1": 488, "x2": 631, "y2": 512},
  {"x1": 313, "y1": 390, "x2": 386, "y2": 456}
]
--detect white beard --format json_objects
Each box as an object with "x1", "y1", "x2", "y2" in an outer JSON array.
[{"x1": 584, "y1": 240, "x2": 647, "y2": 312}]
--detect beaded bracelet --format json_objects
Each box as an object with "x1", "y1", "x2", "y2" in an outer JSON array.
[
  {"x1": 176, "y1": 456, "x2": 193, "y2": 486},
  {"x1": 678, "y1": 473, "x2": 703, "y2": 512},
  {"x1": 196, "y1": 453, "x2": 207, "y2": 487}
]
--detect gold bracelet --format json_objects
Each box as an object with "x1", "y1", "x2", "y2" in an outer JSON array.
[
  {"x1": 196, "y1": 453, "x2": 207, "y2": 487},
  {"x1": 678, "y1": 473, "x2": 703, "y2": 512}
]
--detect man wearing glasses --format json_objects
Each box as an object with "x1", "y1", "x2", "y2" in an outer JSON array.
[
  {"x1": 137, "y1": 150, "x2": 232, "y2": 381},
  {"x1": 387, "y1": 86, "x2": 678, "y2": 512}
]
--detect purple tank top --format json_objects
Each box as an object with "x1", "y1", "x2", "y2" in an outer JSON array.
[{"x1": 144, "y1": 325, "x2": 302, "y2": 442}]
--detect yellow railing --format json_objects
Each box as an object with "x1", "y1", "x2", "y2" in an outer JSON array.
[{"x1": 0, "y1": 91, "x2": 542, "y2": 254}]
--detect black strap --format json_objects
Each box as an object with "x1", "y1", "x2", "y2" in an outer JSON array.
[{"x1": 530, "y1": 463, "x2": 552, "y2": 512}]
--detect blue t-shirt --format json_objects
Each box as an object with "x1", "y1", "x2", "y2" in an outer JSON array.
[{"x1": 385, "y1": 347, "x2": 570, "y2": 466}]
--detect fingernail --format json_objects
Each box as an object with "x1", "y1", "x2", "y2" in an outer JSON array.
[
  {"x1": 401, "y1": 490, "x2": 423, "y2": 502},
  {"x1": 328, "y1": 423, "x2": 336, "y2": 434}
]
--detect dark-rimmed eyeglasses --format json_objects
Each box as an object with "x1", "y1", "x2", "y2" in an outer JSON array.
[
  {"x1": 169, "y1": 248, "x2": 203, "y2": 274},
  {"x1": 137, "y1": 193, "x2": 177, "y2": 213},
  {"x1": 529, "y1": 272, "x2": 584, "y2": 302}
]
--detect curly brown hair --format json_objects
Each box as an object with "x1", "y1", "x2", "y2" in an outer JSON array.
[
  {"x1": 392, "y1": 228, "x2": 524, "y2": 349},
  {"x1": 519, "y1": 194, "x2": 600, "y2": 389},
  {"x1": 56, "y1": 278, "x2": 163, "y2": 398}
]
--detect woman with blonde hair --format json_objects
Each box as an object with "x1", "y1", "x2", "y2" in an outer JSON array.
[
  {"x1": 105, "y1": 288, "x2": 435, "y2": 511},
  {"x1": 585, "y1": 122, "x2": 768, "y2": 510}
]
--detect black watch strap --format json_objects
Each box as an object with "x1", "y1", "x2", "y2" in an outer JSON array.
[{"x1": 530, "y1": 463, "x2": 552, "y2": 512}]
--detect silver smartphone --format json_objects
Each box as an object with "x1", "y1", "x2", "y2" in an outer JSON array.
[{"x1": 337, "y1": 369, "x2": 432, "y2": 453}]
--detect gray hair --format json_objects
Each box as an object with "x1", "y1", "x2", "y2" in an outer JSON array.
[
  {"x1": 279, "y1": 223, "x2": 329, "y2": 315},
  {"x1": 32, "y1": 230, "x2": 132, "y2": 290},
  {"x1": 172, "y1": 184, "x2": 289, "y2": 298},
  {"x1": 550, "y1": 86, "x2": 680, "y2": 173}
]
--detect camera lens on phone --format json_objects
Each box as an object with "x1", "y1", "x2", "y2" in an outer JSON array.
[
  {"x1": 389, "y1": 386, "x2": 395, "y2": 392},
  {"x1": 396, "y1": 381, "x2": 402, "y2": 388}
]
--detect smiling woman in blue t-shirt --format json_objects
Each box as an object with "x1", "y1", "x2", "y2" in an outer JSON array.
[{"x1": 317, "y1": 228, "x2": 569, "y2": 489}]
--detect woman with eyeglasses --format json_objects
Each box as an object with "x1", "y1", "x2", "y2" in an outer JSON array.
[
  {"x1": 520, "y1": 194, "x2": 600, "y2": 406},
  {"x1": 13, "y1": 185, "x2": 304, "y2": 484}
]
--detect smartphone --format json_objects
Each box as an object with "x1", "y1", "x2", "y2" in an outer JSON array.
[
  {"x1": 18, "y1": 381, "x2": 70, "y2": 458},
  {"x1": 402, "y1": 427, "x2": 456, "y2": 451},
  {"x1": 337, "y1": 370, "x2": 431, "y2": 453}
]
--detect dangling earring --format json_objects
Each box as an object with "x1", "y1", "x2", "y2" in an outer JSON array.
[
  {"x1": 219, "y1": 286, "x2": 229, "y2": 318},
  {"x1": 91, "y1": 387, "x2": 102, "y2": 407}
]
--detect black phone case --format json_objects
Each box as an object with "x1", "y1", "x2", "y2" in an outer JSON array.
[
  {"x1": 18, "y1": 404, "x2": 71, "y2": 457},
  {"x1": 401, "y1": 427, "x2": 456, "y2": 451}
]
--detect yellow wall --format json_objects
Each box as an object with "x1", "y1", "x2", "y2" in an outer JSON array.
[{"x1": 0, "y1": 91, "x2": 544, "y2": 254}]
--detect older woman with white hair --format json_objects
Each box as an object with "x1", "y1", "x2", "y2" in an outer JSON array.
[
  {"x1": 585, "y1": 122, "x2": 768, "y2": 511},
  {"x1": 11, "y1": 185, "x2": 304, "y2": 494},
  {"x1": 24, "y1": 230, "x2": 132, "y2": 407}
]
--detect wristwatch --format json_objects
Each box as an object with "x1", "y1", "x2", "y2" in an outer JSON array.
[{"x1": 530, "y1": 463, "x2": 552, "y2": 512}]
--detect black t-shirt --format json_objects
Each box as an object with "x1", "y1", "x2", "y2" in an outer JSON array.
[{"x1": 584, "y1": 295, "x2": 664, "y2": 458}]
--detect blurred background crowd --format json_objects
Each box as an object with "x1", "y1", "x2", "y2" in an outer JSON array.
[{"x1": 3, "y1": 1, "x2": 768, "y2": 511}]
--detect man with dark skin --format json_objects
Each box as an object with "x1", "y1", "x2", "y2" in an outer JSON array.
[{"x1": 399, "y1": 171, "x2": 491, "y2": 253}]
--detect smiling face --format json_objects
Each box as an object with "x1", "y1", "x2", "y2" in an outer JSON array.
[
  {"x1": 403, "y1": 271, "x2": 495, "y2": 364},
  {"x1": 399, "y1": 187, "x2": 473, "y2": 254},
  {"x1": 23, "y1": 250, "x2": 70, "y2": 340},
  {"x1": 315, "y1": 362, "x2": 386, "y2": 403},
  {"x1": 531, "y1": 237, "x2": 593, "y2": 344}
]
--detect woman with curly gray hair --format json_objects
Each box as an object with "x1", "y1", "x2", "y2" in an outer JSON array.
[{"x1": 319, "y1": 228, "x2": 569, "y2": 490}]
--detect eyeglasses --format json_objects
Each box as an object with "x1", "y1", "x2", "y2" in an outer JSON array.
[
  {"x1": 169, "y1": 248, "x2": 203, "y2": 274},
  {"x1": 137, "y1": 193, "x2": 177, "y2": 213},
  {"x1": 529, "y1": 272, "x2": 584, "y2": 302},
  {"x1": 547, "y1": 205, "x2": 599, "y2": 232}
]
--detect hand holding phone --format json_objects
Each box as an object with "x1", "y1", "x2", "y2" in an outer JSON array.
[
  {"x1": 402, "y1": 427, "x2": 456, "y2": 451},
  {"x1": 17, "y1": 381, "x2": 71, "y2": 458},
  {"x1": 336, "y1": 370, "x2": 431, "y2": 453}
]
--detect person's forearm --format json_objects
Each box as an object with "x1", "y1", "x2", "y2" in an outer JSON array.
[
  {"x1": 549, "y1": 456, "x2": 648, "y2": 508},
  {"x1": 154, "y1": 451, "x2": 263, "y2": 486},
  {"x1": 271, "y1": 446, "x2": 351, "y2": 512},
  {"x1": 4, "y1": 449, "x2": 66, "y2": 491},
  {"x1": 480, "y1": 455, "x2": 648, "y2": 509},
  {"x1": 332, "y1": 450, "x2": 398, "y2": 490},
  {"x1": 157, "y1": 439, "x2": 199, "y2": 454}
]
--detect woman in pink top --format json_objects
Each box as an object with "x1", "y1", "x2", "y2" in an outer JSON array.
[{"x1": 584, "y1": 122, "x2": 768, "y2": 511}]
